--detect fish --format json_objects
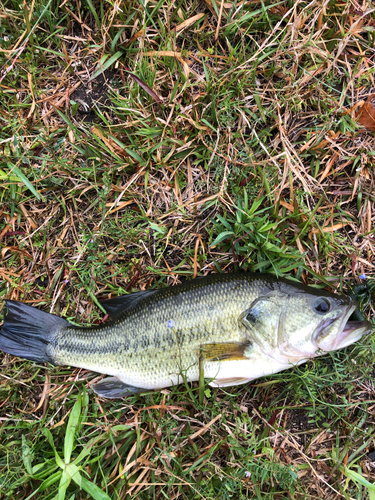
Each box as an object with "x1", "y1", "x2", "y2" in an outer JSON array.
[{"x1": 0, "y1": 272, "x2": 372, "y2": 398}]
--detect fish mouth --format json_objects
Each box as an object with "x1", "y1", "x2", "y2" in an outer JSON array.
[
  {"x1": 317, "y1": 305, "x2": 372, "y2": 351},
  {"x1": 337, "y1": 315, "x2": 372, "y2": 348},
  {"x1": 335, "y1": 305, "x2": 372, "y2": 349}
]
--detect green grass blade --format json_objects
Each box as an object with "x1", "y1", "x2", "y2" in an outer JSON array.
[
  {"x1": 8, "y1": 163, "x2": 42, "y2": 200},
  {"x1": 90, "y1": 51, "x2": 123, "y2": 81},
  {"x1": 64, "y1": 394, "x2": 81, "y2": 464},
  {"x1": 85, "y1": 0, "x2": 101, "y2": 28},
  {"x1": 53, "y1": 108, "x2": 80, "y2": 139},
  {"x1": 344, "y1": 468, "x2": 375, "y2": 490}
]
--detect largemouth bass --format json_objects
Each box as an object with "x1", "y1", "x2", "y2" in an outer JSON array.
[{"x1": 0, "y1": 273, "x2": 372, "y2": 398}]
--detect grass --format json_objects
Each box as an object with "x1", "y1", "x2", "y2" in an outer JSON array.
[{"x1": 0, "y1": 0, "x2": 375, "y2": 498}]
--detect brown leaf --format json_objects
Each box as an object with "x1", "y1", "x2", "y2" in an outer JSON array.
[
  {"x1": 104, "y1": 199, "x2": 136, "y2": 214},
  {"x1": 91, "y1": 126, "x2": 128, "y2": 158},
  {"x1": 142, "y1": 51, "x2": 192, "y2": 78},
  {"x1": 123, "y1": 65, "x2": 162, "y2": 103},
  {"x1": 1, "y1": 246, "x2": 33, "y2": 260},
  {"x1": 356, "y1": 95, "x2": 375, "y2": 131},
  {"x1": 309, "y1": 222, "x2": 350, "y2": 235},
  {"x1": 175, "y1": 13, "x2": 205, "y2": 34}
]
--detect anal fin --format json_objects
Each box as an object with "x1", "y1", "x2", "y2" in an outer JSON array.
[
  {"x1": 91, "y1": 377, "x2": 149, "y2": 398},
  {"x1": 210, "y1": 377, "x2": 251, "y2": 388},
  {"x1": 200, "y1": 342, "x2": 252, "y2": 362}
]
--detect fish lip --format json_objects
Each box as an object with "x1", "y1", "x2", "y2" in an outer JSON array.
[
  {"x1": 314, "y1": 317, "x2": 337, "y2": 344},
  {"x1": 315, "y1": 304, "x2": 372, "y2": 351},
  {"x1": 335, "y1": 304, "x2": 372, "y2": 349}
]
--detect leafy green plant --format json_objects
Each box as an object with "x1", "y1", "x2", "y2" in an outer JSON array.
[
  {"x1": 22, "y1": 393, "x2": 111, "y2": 500},
  {"x1": 343, "y1": 467, "x2": 375, "y2": 500},
  {"x1": 210, "y1": 193, "x2": 303, "y2": 275}
]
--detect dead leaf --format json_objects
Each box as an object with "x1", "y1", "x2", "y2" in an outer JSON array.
[
  {"x1": 92, "y1": 127, "x2": 128, "y2": 157},
  {"x1": 105, "y1": 199, "x2": 136, "y2": 214},
  {"x1": 319, "y1": 151, "x2": 339, "y2": 182},
  {"x1": 279, "y1": 200, "x2": 294, "y2": 212},
  {"x1": 123, "y1": 29, "x2": 144, "y2": 48},
  {"x1": 356, "y1": 95, "x2": 375, "y2": 131},
  {"x1": 175, "y1": 13, "x2": 205, "y2": 34},
  {"x1": 144, "y1": 51, "x2": 192, "y2": 78},
  {"x1": 122, "y1": 65, "x2": 162, "y2": 103},
  {"x1": 310, "y1": 222, "x2": 349, "y2": 235},
  {"x1": 19, "y1": 204, "x2": 38, "y2": 230},
  {"x1": 1, "y1": 246, "x2": 33, "y2": 260}
]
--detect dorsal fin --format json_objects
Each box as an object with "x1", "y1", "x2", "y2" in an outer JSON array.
[{"x1": 100, "y1": 289, "x2": 158, "y2": 319}]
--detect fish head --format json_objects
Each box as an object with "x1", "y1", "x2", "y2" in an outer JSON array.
[{"x1": 241, "y1": 288, "x2": 372, "y2": 364}]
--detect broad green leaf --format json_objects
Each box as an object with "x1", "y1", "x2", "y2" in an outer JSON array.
[
  {"x1": 150, "y1": 222, "x2": 167, "y2": 235},
  {"x1": 42, "y1": 428, "x2": 65, "y2": 469},
  {"x1": 0, "y1": 167, "x2": 20, "y2": 181},
  {"x1": 125, "y1": 148, "x2": 144, "y2": 163},
  {"x1": 344, "y1": 468, "x2": 375, "y2": 490},
  {"x1": 73, "y1": 436, "x2": 103, "y2": 465},
  {"x1": 38, "y1": 470, "x2": 62, "y2": 492},
  {"x1": 210, "y1": 231, "x2": 234, "y2": 247},
  {"x1": 32, "y1": 462, "x2": 59, "y2": 480},
  {"x1": 64, "y1": 393, "x2": 81, "y2": 464},
  {"x1": 66, "y1": 463, "x2": 82, "y2": 487},
  {"x1": 263, "y1": 242, "x2": 283, "y2": 252},
  {"x1": 216, "y1": 214, "x2": 233, "y2": 231},
  {"x1": 24, "y1": 471, "x2": 62, "y2": 500},
  {"x1": 58, "y1": 469, "x2": 71, "y2": 500},
  {"x1": 259, "y1": 222, "x2": 278, "y2": 232},
  {"x1": 201, "y1": 118, "x2": 217, "y2": 132},
  {"x1": 248, "y1": 196, "x2": 265, "y2": 216},
  {"x1": 22, "y1": 435, "x2": 33, "y2": 476},
  {"x1": 80, "y1": 476, "x2": 112, "y2": 500}
]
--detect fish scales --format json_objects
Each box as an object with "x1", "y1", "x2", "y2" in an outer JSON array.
[{"x1": 51, "y1": 275, "x2": 266, "y2": 387}]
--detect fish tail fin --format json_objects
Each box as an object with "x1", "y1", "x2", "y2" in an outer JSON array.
[{"x1": 0, "y1": 300, "x2": 69, "y2": 363}]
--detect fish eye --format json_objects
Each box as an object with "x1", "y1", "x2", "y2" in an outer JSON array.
[{"x1": 313, "y1": 297, "x2": 331, "y2": 314}]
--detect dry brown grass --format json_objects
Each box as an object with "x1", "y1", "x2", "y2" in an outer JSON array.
[{"x1": 0, "y1": 0, "x2": 375, "y2": 498}]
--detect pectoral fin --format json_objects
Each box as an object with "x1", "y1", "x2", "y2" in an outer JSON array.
[
  {"x1": 200, "y1": 342, "x2": 252, "y2": 362},
  {"x1": 91, "y1": 377, "x2": 149, "y2": 398}
]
